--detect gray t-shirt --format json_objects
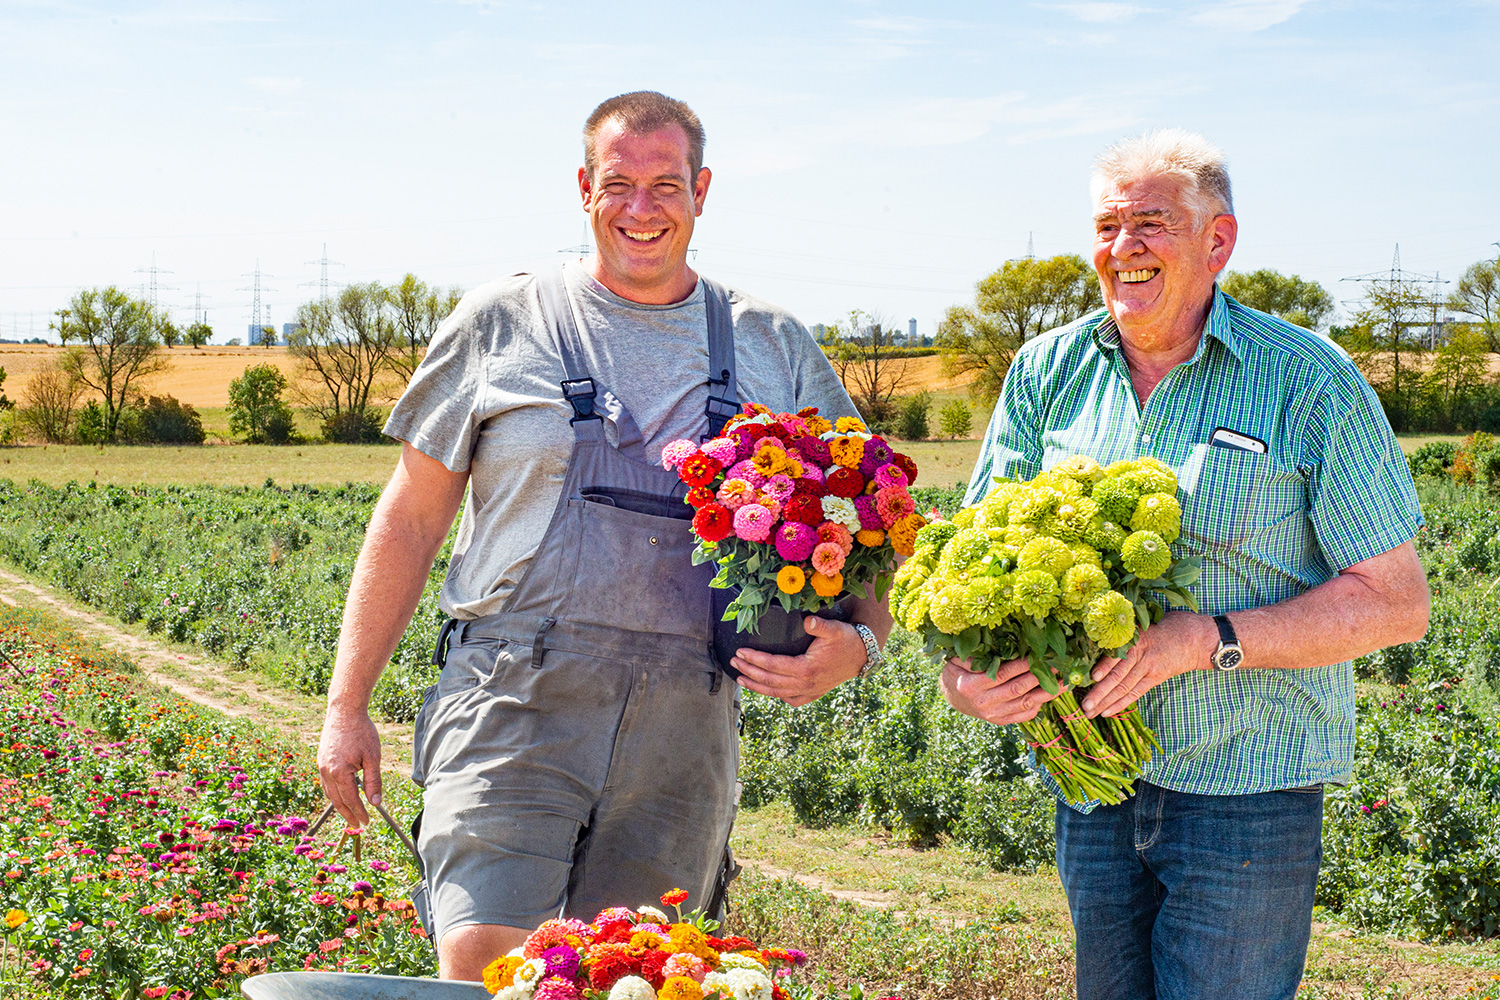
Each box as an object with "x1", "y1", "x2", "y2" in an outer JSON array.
[{"x1": 384, "y1": 260, "x2": 859, "y2": 619}]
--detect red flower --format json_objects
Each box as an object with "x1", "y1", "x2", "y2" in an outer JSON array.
[
  {"x1": 660, "y1": 887, "x2": 690, "y2": 907},
  {"x1": 791, "y1": 476, "x2": 827, "y2": 501},
  {"x1": 692, "y1": 504, "x2": 735, "y2": 543},
  {"x1": 640, "y1": 948, "x2": 671, "y2": 987},
  {"x1": 587, "y1": 945, "x2": 639, "y2": 990},
  {"x1": 797, "y1": 406, "x2": 821, "y2": 419},
  {"x1": 685, "y1": 486, "x2": 716, "y2": 508},
  {"x1": 783, "y1": 495, "x2": 823, "y2": 526},
  {"x1": 678, "y1": 453, "x2": 723, "y2": 488},
  {"x1": 826, "y1": 467, "x2": 866, "y2": 498},
  {"x1": 894, "y1": 453, "x2": 918, "y2": 485}
]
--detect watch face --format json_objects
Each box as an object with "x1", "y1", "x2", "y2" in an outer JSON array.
[{"x1": 1215, "y1": 646, "x2": 1243, "y2": 671}]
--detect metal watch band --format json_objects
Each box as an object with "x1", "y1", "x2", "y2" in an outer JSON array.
[{"x1": 853, "y1": 623, "x2": 882, "y2": 680}]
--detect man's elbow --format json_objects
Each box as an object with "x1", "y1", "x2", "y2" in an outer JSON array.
[{"x1": 1386, "y1": 565, "x2": 1431, "y2": 646}]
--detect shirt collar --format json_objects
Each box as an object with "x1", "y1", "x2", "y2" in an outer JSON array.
[{"x1": 1090, "y1": 284, "x2": 1242, "y2": 363}]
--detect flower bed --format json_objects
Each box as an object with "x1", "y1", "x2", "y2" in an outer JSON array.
[{"x1": 0, "y1": 610, "x2": 433, "y2": 996}]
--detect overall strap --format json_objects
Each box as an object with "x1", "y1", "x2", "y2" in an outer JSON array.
[
  {"x1": 700, "y1": 277, "x2": 739, "y2": 440},
  {"x1": 536, "y1": 266, "x2": 646, "y2": 454}
]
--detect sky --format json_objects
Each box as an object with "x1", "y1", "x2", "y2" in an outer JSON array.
[{"x1": 1, "y1": 0, "x2": 1498, "y2": 344}]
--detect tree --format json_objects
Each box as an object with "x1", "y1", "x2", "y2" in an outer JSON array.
[
  {"x1": 184, "y1": 321, "x2": 212, "y2": 349},
  {"x1": 1219, "y1": 269, "x2": 1334, "y2": 329},
  {"x1": 1447, "y1": 258, "x2": 1500, "y2": 351},
  {"x1": 261, "y1": 326, "x2": 277, "y2": 349},
  {"x1": 826, "y1": 309, "x2": 913, "y2": 432},
  {"x1": 0, "y1": 366, "x2": 12, "y2": 412},
  {"x1": 936, "y1": 254, "x2": 1102, "y2": 405},
  {"x1": 938, "y1": 398, "x2": 972, "y2": 439},
  {"x1": 1422, "y1": 325, "x2": 1491, "y2": 430},
  {"x1": 20, "y1": 368, "x2": 85, "y2": 443},
  {"x1": 53, "y1": 287, "x2": 171, "y2": 442},
  {"x1": 388, "y1": 274, "x2": 464, "y2": 385},
  {"x1": 160, "y1": 318, "x2": 182, "y2": 349},
  {"x1": 228, "y1": 363, "x2": 296, "y2": 444},
  {"x1": 1335, "y1": 276, "x2": 1437, "y2": 432},
  {"x1": 289, "y1": 282, "x2": 397, "y2": 442}
]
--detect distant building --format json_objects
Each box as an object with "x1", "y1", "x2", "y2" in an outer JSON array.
[
  {"x1": 908, "y1": 318, "x2": 917, "y2": 344},
  {"x1": 282, "y1": 322, "x2": 300, "y2": 342}
]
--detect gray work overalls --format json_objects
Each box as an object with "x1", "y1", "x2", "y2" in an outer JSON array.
[{"x1": 409, "y1": 267, "x2": 742, "y2": 943}]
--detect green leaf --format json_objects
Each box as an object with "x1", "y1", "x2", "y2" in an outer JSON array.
[{"x1": 1028, "y1": 655, "x2": 1060, "y2": 695}]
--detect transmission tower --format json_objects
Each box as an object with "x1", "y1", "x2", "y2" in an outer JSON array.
[
  {"x1": 1026, "y1": 232, "x2": 1035, "y2": 260},
  {"x1": 238, "y1": 261, "x2": 277, "y2": 346},
  {"x1": 1342, "y1": 244, "x2": 1449, "y2": 349},
  {"x1": 134, "y1": 252, "x2": 176, "y2": 309},
  {"x1": 301, "y1": 243, "x2": 345, "y2": 302}
]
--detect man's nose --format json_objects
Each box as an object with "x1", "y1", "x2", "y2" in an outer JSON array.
[
  {"x1": 1112, "y1": 228, "x2": 1144, "y2": 258},
  {"x1": 625, "y1": 185, "x2": 659, "y2": 217}
]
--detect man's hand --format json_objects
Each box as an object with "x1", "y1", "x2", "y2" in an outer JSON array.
[
  {"x1": 317, "y1": 706, "x2": 383, "y2": 828},
  {"x1": 730, "y1": 615, "x2": 866, "y2": 706},
  {"x1": 940, "y1": 656, "x2": 1063, "y2": 726},
  {"x1": 1083, "y1": 610, "x2": 1216, "y2": 719}
]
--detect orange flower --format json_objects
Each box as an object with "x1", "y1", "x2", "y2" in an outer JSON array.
[
  {"x1": 810, "y1": 571, "x2": 844, "y2": 597},
  {"x1": 889, "y1": 513, "x2": 927, "y2": 557},
  {"x1": 828, "y1": 437, "x2": 864, "y2": 469},
  {"x1": 659, "y1": 976, "x2": 705, "y2": 1000},
  {"x1": 776, "y1": 566, "x2": 806, "y2": 595},
  {"x1": 854, "y1": 528, "x2": 885, "y2": 547},
  {"x1": 660, "y1": 888, "x2": 690, "y2": 907},
  {"x1": 482, "y1": 955, "x2": 524, "y2": 993}
]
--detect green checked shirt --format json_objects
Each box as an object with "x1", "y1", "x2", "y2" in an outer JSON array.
[{"x1": 966, "y1": 286, "x2": 1422, "y2": 805}]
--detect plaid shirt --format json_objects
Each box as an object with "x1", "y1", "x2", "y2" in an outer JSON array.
[{"x1": 966, "y1": 287, "x2": 1422, "y2": 804}]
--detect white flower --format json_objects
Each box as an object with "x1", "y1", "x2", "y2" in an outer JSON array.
[
  {"x1": 514, "y1": 957, "x2": 547, "y2": 986},
  {"x1": 704, "y1": 969, "x2": 773, "y2": 1000},
  {"x1": 506, "y1": 947, "x2": 526, "y2": 958},
  {"x1": 636, "y1": 905, "x2": 670, "y2": 924},
  {"x1": 608, "y1": 975, "x2": 658, "y2": 1000},
  {"x1": 820, "y1": 496, "x2": 860, "y2": 529},
  {"x1": 495, "y1": 987, "x2": 529, "y2": 1000}
]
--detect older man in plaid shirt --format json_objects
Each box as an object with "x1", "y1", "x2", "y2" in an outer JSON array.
[{"x1": 942, "y1": 130, "x2": 1430, "y2": 1000}]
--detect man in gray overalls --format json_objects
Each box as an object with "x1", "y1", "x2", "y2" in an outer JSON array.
[{"x1": 315, "y1": 91, "x2": 893, "y2": 981}]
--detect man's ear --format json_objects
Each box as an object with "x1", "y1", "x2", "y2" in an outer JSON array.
[
  {"x1": 578, "y1": 166, "x2": 592, "y2": 210},
  {"x1": 693, "y1": 167, "x2": 712, "y2": 217},
  {"x1": 1207, "y1": 213, "x2": 1238, "y2": 274}
]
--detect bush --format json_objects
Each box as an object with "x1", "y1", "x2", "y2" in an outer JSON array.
[
  {"x1": 74, "y1": 400, "x2": 108, "y2": 444},
  {"x1": 897, "y1": 391, "x2": 933, "y2": 441},
  {"x1": 131, "y1": 394, "x2": 205, "y2": 444},
  {"x1": 229, "y1": 363, "x2": 297, "y2": 444},
  {"x1": 321, "y1": 408, "x2": 387, "y2": 444},
  {"x1": 1408, "y1": 440, "x2": 1456, "y2": 479},
  {"x1": 939, "y1": 398, "x2": 973, "y2": 439}
]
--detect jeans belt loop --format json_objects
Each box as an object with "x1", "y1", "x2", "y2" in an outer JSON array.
[{"x1": 532, "y1": 616, "x2": 558, "y2": 669}]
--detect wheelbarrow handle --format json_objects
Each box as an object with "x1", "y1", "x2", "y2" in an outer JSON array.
[{"x1": 306, "y1": 778, "x2": 424, "y2": 876}]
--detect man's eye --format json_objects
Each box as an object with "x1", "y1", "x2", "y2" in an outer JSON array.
[
  {"x1": 1097, "y1": 225, "x2": 1118, "y2": 237},
  {"x1": 1140, "y1": 223, "x2": 1163, "y2": 235},
  {"x1": 604, "y1": 182, "x2": 630, "y2": 194}
]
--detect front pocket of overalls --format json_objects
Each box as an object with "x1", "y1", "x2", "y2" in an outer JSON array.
[
  {"x1": 565, "y1": 496, "x2": 708, "y2": 638},
  {"x1": 411, "y1": 638, "x2": 506, "y2": 786}
]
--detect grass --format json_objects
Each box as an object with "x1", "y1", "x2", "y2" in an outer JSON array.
[{"x1": 0, "y1": 441, "x2": 400, "y2": 486}]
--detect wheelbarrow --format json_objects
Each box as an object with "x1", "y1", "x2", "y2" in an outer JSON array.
[{"x1": 241, "y1": 971, "x2": 491, "y2": 999}]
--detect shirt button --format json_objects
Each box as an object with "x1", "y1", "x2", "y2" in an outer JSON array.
[{"x1": 1141, "y1": 434, "x2": 1152, "y2": 446}]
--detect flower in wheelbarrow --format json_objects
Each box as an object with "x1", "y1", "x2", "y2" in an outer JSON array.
[
  {"x1": 810, "y1": 542, "x2": 846, "y2": 578},
  {"x1": 609, "y1": 976, "x2": 657, "y2": 1000},
  {"x1": 810, "y1": 571, "x2": 843, "y2": 597},
  {"x1": 1085, "y1": 590, "x2": 1137, "y2": 649},
  {"x1": 678, "y1": 453, "x2": 723, "y2": 488},
  {"x1": 774, "y1": 522, "x2": 818, "y2": 562},
  {"x1": 659, "y1": 976, "x2": 706, "y2": 1000},
  {"x1": 693, "y1": 504, "x2": 735, "y2": 544},
  {"x1": 1120, "y1": 529, "x2": 1172, "y2": 579},
  {"x1": 732, "y1": 504, "x2": 774, "y2": 543},
  {"x1": 484, "y1": 955, "x2": 526, "y2": 994}
]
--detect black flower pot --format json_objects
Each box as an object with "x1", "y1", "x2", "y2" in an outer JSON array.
[{"x1": 711, "y1": 588, "x2": 859, "y2": 677}]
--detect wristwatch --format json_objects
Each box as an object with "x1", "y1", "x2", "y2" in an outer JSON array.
[
  {"x1": 1211, "y1": 614, "x2": 1243, "y2": 671},
  {"x1": 852, "y1": 623, "x2": 883, "y2": 680}
]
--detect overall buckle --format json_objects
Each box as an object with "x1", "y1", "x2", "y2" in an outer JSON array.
[{"x1": 561, "y1": 378, "x2": 601, "y2": 424}]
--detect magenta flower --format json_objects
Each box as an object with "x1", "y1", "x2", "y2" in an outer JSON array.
[
  {"x1": 775, "y1": 522, "x2": 818, "y2": 562},
  {"x1": 854, "y1": 496, "x2": 883, "y2": 531},
  {"x1": 724, "y1": 460, "x2": 767, "y2": 490},
  {"x1": 733, "y1": 504, "x2": 774, "y2": 543},
  {"x1": 542, "y1": 945, "x2": 581, "y2": 981},
  {"x1": 763, "y1": 474, "x2": 796, "y2": 502},
  {"x1": 873, "y1": 463, "x2": 908, "y2": 490}
]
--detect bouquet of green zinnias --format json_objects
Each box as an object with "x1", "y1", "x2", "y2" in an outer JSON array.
[{"x1": 891, "y1": 455, "x2": 1201, "y2": 806}]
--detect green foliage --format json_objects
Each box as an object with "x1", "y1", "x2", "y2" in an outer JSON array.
[
  {"x1": 1447, "y1": 256, "x2": 1500, "y2": 351},
  {"x1": 1220, "y1": 268, "x2": 1335, "y2": 329},
  {"x1": 183, "y1": 320, "x2": 212, "y2": 349},
  {"x1": 936, "y1": 254, "x2": 1101, "y2": 405},
  {"x1": 897, "y1": 390, "x2": 932, "y2": 441},
  {"x1": 0, "y1": 479, "x2": 450, "y2": 721},
  {"x1": 0, "y1": 365, "x2": 12, "y2": 411},
  {"x1": 74, "y1": 400, "x2": 108, "y2": 444},
  {"x1": 1407, "y1": 440, "x2": 1456, "y2": 479},
  {"x1": 938, "y1": 399, "x2": 972, "y2": 439},
  {"x1": 51, "y1": 287, "x2": 172, "y2": 442},
  {"x1": 228, "y1": 362, "x2": 296, "y2": 444},
  {"x1": 130, "y1": 394, "x2": 205, "y2": 444},
  {"x1": 321, "y1": 407, "x2": 387, "y2": 444}
]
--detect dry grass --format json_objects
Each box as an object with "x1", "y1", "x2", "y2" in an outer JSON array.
[
  {"x1": 0, "y1": 344, "x2": 301, "y2": 408},
  {"x1": 0, "y1": 442, "x2": 399, "y2": 486}
]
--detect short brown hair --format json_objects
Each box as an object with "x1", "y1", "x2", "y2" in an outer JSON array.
[{"x1": 582, "y1": 91, "x2": 706, "y2": 181}]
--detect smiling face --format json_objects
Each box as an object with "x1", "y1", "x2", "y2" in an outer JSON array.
[
  {"x1": 1091, "y1": 173, "x2": 1237, "y2": 354},
  {"x1": 579, "y1": 120, "x2": 710, "y2": 305}
]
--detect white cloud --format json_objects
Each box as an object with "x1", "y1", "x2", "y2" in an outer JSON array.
[
  {"x1": 247, "y1": 76, "x2": 304, "y2": 96},
  {"x1": 1189, "y1": 0, "x2": 1313, "y2": 32},
  {"x1": 1039, "y1": 3, "x2": 1155, "y2": 23}
]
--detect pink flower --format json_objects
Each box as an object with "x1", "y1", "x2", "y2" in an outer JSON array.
[
  {"x1": 763, "y1": 474, "x2": 795, "y2": 503},
  {"x1": 876, "y1": 486, "x2": 915, "y2": 528},
  {"x1": 873, "y1": 463, "x2": 908, "y2": 490},
  {"x1": 701, "y1": 437, "x2": 739, "y2": 466},
  {"x1": 717, "y1": 478, "x2": 755, "y2": 510},
  {"x1": 534, "y1": 978, "x2": 581, "y2": 1000},
  {"x1": 800, "y1": 464, "x2": 825, "y2": 485},
  {"x1": 733, "y1": 504, "x2": 774, "y2": 543},
  {"x1": 757, "y1": 495, "x2": 783, "y2": 521},
  {"x1": 309, "y1": 892, "x2": 338, "y2": 907},
  {"x1": 811, "y1": 542, "x2": 847, "y2": 577},
  {"x1": 854, "y1": 496, "x2": 883, "y2": 532},
  {"x1": 774, "y1": 522, "x2": 819, "y2": 562},
  {"x1": 817, "y1": 521, "x2": 854, "y2": 555},
  {"x1": 724, "y1": 460, "x2": 767, "y2": 490},
  {"x1": 660, "y1": 439, "x2": 700, "y2": 471},
  {"x1": 663, "y1": 953, "x2": 709, "y2": 982},
  {"x1": 318, "y1": 938, "x2": 342, "y2": 953}
]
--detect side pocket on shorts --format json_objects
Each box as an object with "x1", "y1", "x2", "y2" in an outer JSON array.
[{"x1": 411, "y1": 638, "x2": 506, "y2": 787}]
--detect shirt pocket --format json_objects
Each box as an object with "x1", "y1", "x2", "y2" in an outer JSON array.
[{"x1": 1182, "y1": 445, "x2": 1307, "y2": 550}]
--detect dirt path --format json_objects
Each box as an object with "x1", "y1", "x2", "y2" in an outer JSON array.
[{"x1": 0, "y1": 566, "x2": 414, "y2": 775}]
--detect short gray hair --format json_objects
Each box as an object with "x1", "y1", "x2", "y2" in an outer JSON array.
[{"x1": 1091, "y1": 129, "x2": 1234, "y2": 221}]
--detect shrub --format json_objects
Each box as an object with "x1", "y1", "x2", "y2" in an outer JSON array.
[
  {"x1": 322, "y1": 408, "x2": 387, "y2": 444},
  {"x1": 74, "y1": 400, "x2": 109, "y2": 444},
  {"x1": 132, "y1": 394, "x2": 205, "y2": 444},
  {"x1": 939, "y1": 398, "x2": 973, "y2": 439},
  {"x1": 1408, "y1": 440, "x2": 1456, "y2": 479},
  {"x1": 897, "y1": 391, "x2": 933, "y2": 441},
  {"x1": 18, "y1": 368, "x2": 84, "y2": 443},
  {"x1": 229, "y1": 363, "x2": 297, "y2": 444}
]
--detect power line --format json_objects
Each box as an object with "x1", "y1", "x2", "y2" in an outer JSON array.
[
  {"x1": 301, "y1": 243, "x2": 345, "y2": 302},
  {"x1": 238, "y1": 261, "x2": 276, "y2": 346},
  {"x1": 133, "y1": 252, "x2": 176, "y2": 310}
]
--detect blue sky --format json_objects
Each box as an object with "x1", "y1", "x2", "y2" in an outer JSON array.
[{"x1": 2, "y1": 0, "x2": 1497, "y2": 343}]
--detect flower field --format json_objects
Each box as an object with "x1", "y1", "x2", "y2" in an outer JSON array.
[{"x1": 0, "y1": 607, "x2": 433, "y2": 997}]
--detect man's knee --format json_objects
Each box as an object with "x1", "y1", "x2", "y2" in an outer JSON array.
[{"x1": 438, "y1": 923, "x2": 532, "y2": 982}]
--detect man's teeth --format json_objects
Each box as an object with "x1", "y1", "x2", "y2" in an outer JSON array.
[
  {"x1": 624, "y1": 230, "x2": 664, "y2": 242},
  {"x1": 1118, "y1": 268, "x2": 1159, "y2": 284}
]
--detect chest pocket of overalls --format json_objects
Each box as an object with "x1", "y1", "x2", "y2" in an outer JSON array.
[{"x1": 563, "y1": 489, "x2": 710, "y2": 641}]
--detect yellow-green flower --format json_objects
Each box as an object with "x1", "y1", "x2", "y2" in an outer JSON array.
[
  {"x1": 1013, "y1": 569, "x2": 1060, "y2": 618},
  {"x1": 1121, "y1": 529, "x2": 1172, "y2": 579},
  {"x1": 1130, "y1": 492, "x2": 1182, "y2": 544},
  {"x1": 1017, "y1": 536, "x2": 1073, "y2": 577},
  {"x1": 1085, "y1": 590, "x2": 1137, "y2": 649},
  {"x1": 1060, "y1": 563, "x2": 1111, "y2": 611}
]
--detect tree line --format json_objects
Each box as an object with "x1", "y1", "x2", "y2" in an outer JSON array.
[{"x1": 3, "y1": 275, "x2": 463, "y2": 446}]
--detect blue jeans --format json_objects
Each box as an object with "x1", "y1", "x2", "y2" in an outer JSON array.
[{"x1": 1056, "y1": 781, "x2": 1324, "y2": 1000}]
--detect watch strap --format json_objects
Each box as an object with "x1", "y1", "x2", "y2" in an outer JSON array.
[
  {"x1": 1213, "y1": 614, "x2": 1238, "y2": 646},
  {"x1": 853, "y1": 623, "x2": 881, "y2": 680}
]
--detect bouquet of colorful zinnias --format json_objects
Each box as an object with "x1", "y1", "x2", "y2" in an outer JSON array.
[
  {"x1": 891, "y1": 455, "x2": 1202, "y2": 806},
  {"x1": 661, "y1": 403, "x2": 925, "y2": 633},
  {"x1": 480, "y1": 890, "x2": 808, "y2": 999}
]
